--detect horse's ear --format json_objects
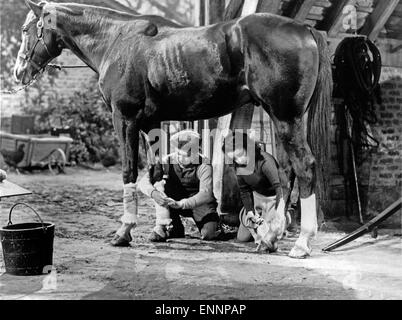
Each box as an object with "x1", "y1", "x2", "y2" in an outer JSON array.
[
  {"x1": 25, "y1": 0, "x2": 43, "y2": 17},
  {"x1": 142, "y1": 22, "x2": 158, "y2": 37}
]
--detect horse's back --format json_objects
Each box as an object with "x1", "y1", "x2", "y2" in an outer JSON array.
[{"x1": 139, "y1": 13, "x2": 319, "y2": 121}]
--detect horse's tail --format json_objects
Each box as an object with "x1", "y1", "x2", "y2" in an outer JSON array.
[{"x1": 306, "y1": 28, "x2": 333, "y2": 209}]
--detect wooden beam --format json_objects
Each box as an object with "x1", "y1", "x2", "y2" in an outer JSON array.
[
  {"x1": 360, "y1": 0, "x2": 399, "y2": 41},
  {"x1": 224, "y1": 0, "x2": 244, "y2": 21},
  {"x1": 256, "y1": 0, "x2": 282, "y2": 14},
  {"x1": 317, "y1": 0, "x2": 352, "y2": 37},
  {"x1": 288, "y1": 0, "x2": 316, "y2": 23}
]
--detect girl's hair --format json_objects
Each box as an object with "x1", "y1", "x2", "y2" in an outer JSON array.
[{"x1": 222, "y1": 132, "x2": 261, "y2": 156}]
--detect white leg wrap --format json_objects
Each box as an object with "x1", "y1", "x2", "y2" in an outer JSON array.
[
  {"x1": 300, "y1": 193, "x2": 318, "y2": 239},
  {"x1": 273, "y1": 198, "x2": 287, "y2": 240},
  {"x1": 153, "y1": 180, "x2": 172, "y2": 227},
  {"x1": 121, "y1": 183, "x2": 138, "y2": 225},
  {"x1": 289, "y1": 193, "x2": 318, "y2": 258}
]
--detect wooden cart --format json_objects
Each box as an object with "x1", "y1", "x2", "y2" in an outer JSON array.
[{"x1": 0, "y1": 131, "x2": 73, "y2": 174}]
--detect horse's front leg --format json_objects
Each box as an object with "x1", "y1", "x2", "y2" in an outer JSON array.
[{"x1": 111, "y1": 111, "x2": 140, "y2": 246}]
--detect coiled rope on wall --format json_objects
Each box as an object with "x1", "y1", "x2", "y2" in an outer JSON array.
[{"x1": 333, "y1": 36, "x2": 382, "y2": 165}]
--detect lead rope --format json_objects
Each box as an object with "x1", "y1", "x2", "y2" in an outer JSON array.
[{"x1": 0, "y1": 64, "x2": 89, "y2": 95}]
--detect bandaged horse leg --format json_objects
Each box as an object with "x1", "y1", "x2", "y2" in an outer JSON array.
[
  {"x1": 116, "y1": 182, "x2": 138, "y2": 240},
  {"x1": 274, "y1": 119, "x2": 319, "y2": 258},
  {"x1": 150, "y1": 179, "x2": 172, "y2": 240},
  {"x1": 149, "y1": 203, "x2": 171, "y2": 241},
  {"x1": 153, "y1": 203, "x2": 172, "y2": 237},
  {"x1": 111, "y1": 113, "x2": 141, "y2": 246},
  {"x1": 289, "y1": 194, "x2": 317, "y2": 258},
  {"x1": 283, "y1": 129, "x2": 317, "y2": 258},
  {"x1": 271, "y1": 197, "x2": 287, "y2": 240}
]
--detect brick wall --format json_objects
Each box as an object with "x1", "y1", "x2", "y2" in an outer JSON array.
[{"x1": 329, "y1": 67, "x2": 402, "y2": 227}]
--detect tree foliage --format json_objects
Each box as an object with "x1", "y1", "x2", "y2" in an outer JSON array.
[{"x1": 1, "y1": 0, "x2": 31, "y2": 90}]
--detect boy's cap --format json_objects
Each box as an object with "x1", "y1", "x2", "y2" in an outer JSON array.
[{"x1": 170, "y1": 130, "x2": 201, "y2": 149}]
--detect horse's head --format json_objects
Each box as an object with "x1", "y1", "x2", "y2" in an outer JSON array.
[{"x1": 14, "y1": 0, "x2": 63, "y2": 85}]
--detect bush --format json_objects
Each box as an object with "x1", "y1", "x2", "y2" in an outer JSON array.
[{"x1": 22, "y1": 78, "x2": 147, "y2": 169}]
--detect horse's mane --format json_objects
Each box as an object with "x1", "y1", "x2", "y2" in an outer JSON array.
[{"x1": 49, "y1": 2, "x2": 182, "y2": 28}]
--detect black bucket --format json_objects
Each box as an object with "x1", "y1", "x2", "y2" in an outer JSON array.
[{"x1": 0, "y1": 203, "x2": 54, "y2": 276}]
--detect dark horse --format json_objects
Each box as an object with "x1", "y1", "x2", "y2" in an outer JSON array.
[{"x1": 15, "y1": 1, "x2": 332, "y2": 258}]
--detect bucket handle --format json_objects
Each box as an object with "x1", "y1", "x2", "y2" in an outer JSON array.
[{"x1": 8, "y1": 203, "x2": 47, "y2": 231}]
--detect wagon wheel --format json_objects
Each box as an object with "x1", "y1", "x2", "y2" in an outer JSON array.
[{"x1": 48, "y1": 148, "x2": 67, "y2": 174}]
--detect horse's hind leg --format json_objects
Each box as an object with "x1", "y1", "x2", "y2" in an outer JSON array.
[{"x1": 275, "y1": 120, "x2": 318, "y2": 258}]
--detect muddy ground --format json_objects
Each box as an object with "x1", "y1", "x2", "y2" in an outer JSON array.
[{"x1": 0, "y1": 167, "x2": 401, "y2": 300}]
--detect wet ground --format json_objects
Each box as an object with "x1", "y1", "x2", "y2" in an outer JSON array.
[{"x1": 0, "y1": 167, "x2": 401, "y2": 300}]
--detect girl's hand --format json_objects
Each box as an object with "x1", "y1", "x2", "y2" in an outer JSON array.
[{"x1": 167, "y1": 199, "x2": 183, "y2": 209}]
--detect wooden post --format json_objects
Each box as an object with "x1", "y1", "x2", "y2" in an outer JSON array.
[
  {"x1": 201, "y1": 0, "x2": 226, "y2": 156},
  {"x1": 205, "y1": 0, "x2": 225, "y2": 24}
]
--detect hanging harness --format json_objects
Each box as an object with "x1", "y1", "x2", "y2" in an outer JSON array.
[{"x1": 333, "y1": 36, "x2": 382, "y2": 159}]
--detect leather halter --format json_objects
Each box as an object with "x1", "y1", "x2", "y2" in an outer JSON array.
[{"x1": 18, "y1": 11, "x2": 57, "y2": 73}]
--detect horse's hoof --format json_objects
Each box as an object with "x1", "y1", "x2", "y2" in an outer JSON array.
[
  {"x1": 288, "y1": 245, "x2": 311, "y2": 259},
  {"x1": 110, "y1": 234, "x2": 131, "y2": 247},
  {"x1": 149, "y1": 231, "x2": 167, "y2": 242},
  {"x1": 255, "y1": 240, "x2": 278, "y2": 253}
]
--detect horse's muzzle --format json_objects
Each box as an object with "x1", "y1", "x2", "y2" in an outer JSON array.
[
  {"x1": 14, "y1": 64, "x2": 26, "y2": 84},
  {"x1": 13, "y1": 58, "x2": 32, "y2": 84}
]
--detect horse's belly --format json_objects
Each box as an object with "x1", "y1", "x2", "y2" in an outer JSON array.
[
  {"x1": 156, "y1": 81, "x2": 240, "y2": 120},
  {"x1": 148, "y1": 66, "x2": 240, "y2": 120}
]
